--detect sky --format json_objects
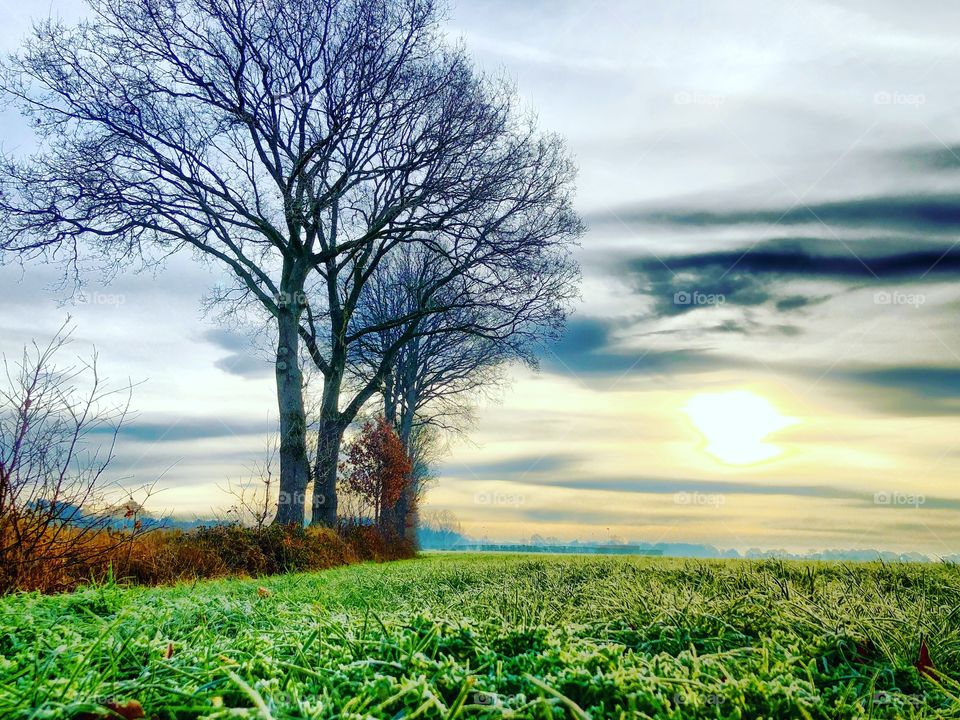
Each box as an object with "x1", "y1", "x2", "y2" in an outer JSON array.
[{"x1": 2, "y1": 0, "x2": 960, "y2": 554}]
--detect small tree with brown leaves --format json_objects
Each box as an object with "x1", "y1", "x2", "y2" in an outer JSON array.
[{"x1": 338, "y1": 418, "x2": 411, "y2": 530}]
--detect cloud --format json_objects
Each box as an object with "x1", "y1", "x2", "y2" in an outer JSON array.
[
  {"x1": 835, "y1": 365, "x2": 960, "y2": 416},
  {"x1": 204, "y1": 329, "x2": 273, "y2": 379},
  {"x1": 515, "y1": 506, "x2": 696, "y2": 526},
  {"x1": 520, "y1": 475, "x2": 861, "y2": 500},
  {"x1": 542, "y1": 317, "x2": 733, "y2": 380},
  {"x1": 598, "y1": 195, "x2": 960, "y2": 232},
  {"x1": 449, "y1": 469, "x2": 960, "y2": 513},
  {"x1": 93, "y1": 417, "x2": 271, "y2": 443},
  {"x1": 893, "y1": 143, "x2": 960, "y2": 172},
  {"x1": 441, "y1": 453, "x2": 583, "y2": 478},
  {"x1": 631, "y1": 240, "x2": 960, "y2": 281},
  {"x1": 622, "y1": 236, "x2": 960, "y2": 320},
  {"x1": 775, "y1": 295, "x2": 816, "y2": 312}
]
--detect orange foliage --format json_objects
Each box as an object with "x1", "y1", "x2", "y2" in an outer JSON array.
[
  {"x1": 340, "y1": 418, "x2": 413, "y2": 527},
  {"x1": 1, "y1": 522, "x2": 414, "y2": 594}
]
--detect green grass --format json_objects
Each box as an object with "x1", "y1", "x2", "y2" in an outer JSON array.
[{"x1": 1, "y1": 553, "x2": 959, "y2": 719}]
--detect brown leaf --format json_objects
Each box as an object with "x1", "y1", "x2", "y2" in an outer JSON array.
[
  {"x1": 917, "y1": 638, "x2": 937, "y2": 679},
  {"x1": 257, "y1": 586, "x2": 272, "y2": 598},
  {"x1": 75, "y1": 700, "x2": 146, "y2": 720},
  {"x1": 104, "y1": 700, "x2": 146, "y2": 719},
  {"x1": 164, "y1": 642, "x2": 175, "y2": 659}
]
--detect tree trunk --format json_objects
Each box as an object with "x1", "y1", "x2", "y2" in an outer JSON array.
[
  {"x1": 400, "y1": 485, "x2": 419, "y2": 545},
  {"x1": 393, "y1": 393, "x2": 419, "y2": 545},
  {"x1": 274, "y1": 308, "x2": 310, "y2": 525},
  {"x1": 389, "y1": 480, "x2": 418, "y2": 545},
  {"x1": 311, "y1": 392, "x2": 342, "y2": 525}
]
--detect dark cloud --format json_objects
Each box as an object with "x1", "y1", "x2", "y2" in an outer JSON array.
[
  {"x1": 624, "y1": 237, "x2": 960, "y2": 319},
  {"x1": 204, "y1": 329, "x2": 249, "y2": 352},
  {"x1": 835, "y1": 366, "x2": 960, "y2": 416},
  {"x1": 894, "y1": 144, "x2": 960, "y2": 172},
  {"x1": 543, "y1": 317, "x2": 730, "y2": 380},
  {"x1": 846, "y1": 366, "x2": 960, "y2": 396},
  {"x1": 450, "y1": 470, "x2": 960, "y2": 512},
  {"x1": 543, "y1": 476, "x2": 859, "y2": 500},
  {"x1": 775, "y1": 295, "x2": 815, "y2": 312},
  {"x1": 600, "y1": 195, "x2": 960, "y2": 232},
  {"x1": 446, "y1": 466, "x2": 856, "y2": 499},
  {"x1": 709, "y1": 319, "x2": 750, "y2": 333},
  {"x1": 204, "y1": 329, "x2": 272, "y2": 379},
  {"x1": 213, "y1": 354, "x2": 273, "y2": 379},
  {"x1": 643, "y1": 317, "x2": 803, "y2": 338},
  {"x1": 632, "y1": 241, "x2": 960, "y2": 281}
]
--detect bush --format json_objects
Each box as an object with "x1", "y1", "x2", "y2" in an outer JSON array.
[
  {"x1": 0, "y1": 521, "x2": 414, "y2": 594},
  {"x1": 339, "y1": 521, "x2": 416, "y2": 562},
  {"x1": 115, "y1": 524, "x2": 365, "y2": 585},
  {"x1": 0, "y1": 325, "x2": 153, "y2": 594}
]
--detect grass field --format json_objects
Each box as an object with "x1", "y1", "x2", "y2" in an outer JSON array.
[{"x1": 1, "y1": 553, "x2": 959, "y2": 719}]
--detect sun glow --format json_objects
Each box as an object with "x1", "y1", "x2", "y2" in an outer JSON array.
[{"x1": 684, "y1": 390, "x2": 796, "y2": 465}]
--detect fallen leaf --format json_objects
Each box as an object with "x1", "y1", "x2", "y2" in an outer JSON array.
[
  {"x1": 104, "y1": 700, "x2": 146, "y2": 719},
  {"x1": 164, "y1": 642, "x2": 175, "y2": 659},
  {"x1": 917, "y1": 638, "x2": 937, "y2": 679},
  {"x1": 257, "y1": 586, "x2": 272, "y2": 598}
]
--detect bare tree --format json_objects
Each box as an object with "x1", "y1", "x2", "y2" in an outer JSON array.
[
  {"x1": 356, "y1": 246, "x2": 527, "y2": 437},
  {"x1": 347, "y1": 244, "x2": 565, "y2": 539},
  {"x1": 0, "y1": 323, "x2": 145, "y2": 592},
  {"x1": 0, "y1": 0, "x2": 469, "y2": 524},
  {"x1": 0, "y1": 0, "x2": 581, "y2": 525},
  {"x1": 299, "y1": 105, "x2": 582, "y2": 525}
]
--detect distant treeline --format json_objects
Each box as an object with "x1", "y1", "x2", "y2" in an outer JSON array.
[
  {"x1": 444, "y1": 543, "x2": 664, "y2": 556},
  {"x1": 420, "y1": 533, "x2": 955, "y2": 563}
]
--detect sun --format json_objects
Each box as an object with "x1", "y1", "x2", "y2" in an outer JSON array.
[{"x1": 683, "y1": 390, "x2": 796, "y2": 465}]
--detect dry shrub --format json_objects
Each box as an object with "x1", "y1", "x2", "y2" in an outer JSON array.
[
  {"x1": 113, "y1": 524, "x2": 363, "y2": 586},
  {"x1": 0, "y1": 521, "x2": 421, "y2": 593},
  {"x1": 339, "y1": 522, "x2": 416, "y2": 562},
  {"x1": 0, "y1": 522, "x2": 136, "y2": 593},
  {"x1": 0, "y1": 325, "x2": 154, "y2": 594},
  {"x1": 1, "y1": 519, "x2": 420, "y2": 594}
]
